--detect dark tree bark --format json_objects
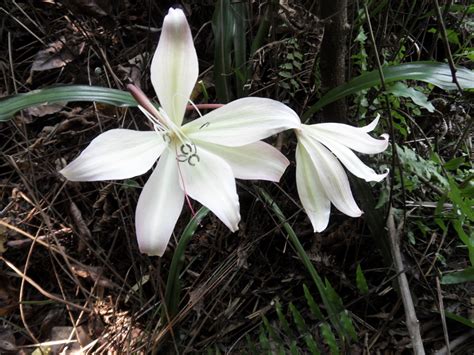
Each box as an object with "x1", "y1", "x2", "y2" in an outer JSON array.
[{"x1": 319, "y1": 0, "x2": 348, "y2": 123}]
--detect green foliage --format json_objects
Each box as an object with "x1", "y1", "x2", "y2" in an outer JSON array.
[
  {"x1": 387, "y1": 82, "x2": 435, "y2": 112},
  {"x1": 395, "y1": 135, "x2": 473, "y2": 321},
  {"x1": 249, "y1": 291, "x2": 351, "y2": 354},
  {"x1": 258, "y1": 188, "x2": 357, "y2": 342},
  {"x1": 320, "y1": 322, "x2": 339, "y2": 355},
  {"x1": 351, "y1": 11, "x2": 370, "y2": 116},
  {"x1": 212, "y1": 0, "x2": 248, "y2": 102},
  {"x1": 303, "y1": 62, "x2": 474, "y2": 120},
  {"x1": 396, "y1": 146, "x2": 448, "y2": 193},
  {"x1": 278, "y1": 39, "x2": 305, "y2": 96},
  {"x1": 0, "y1": 85, "x2": 137, "y2": 122},
  {"x1": 355, "y1": 264, "x2": 369, "y2": 295},
  {"x1": 441, "y1": 267, "x2": 474, "y2": 284},
  {"x1": 445, "y1": 311, "x2": 474, "y2": 328},
  {"x1": 163, "y1": 207, "x2": 210, "y2": 319},
  {"x1": 303, "y1": 284, "x2": 323, "y2": 319}
]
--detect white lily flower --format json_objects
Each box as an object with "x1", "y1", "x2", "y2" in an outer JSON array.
[
  {"x1": 295, "y1": 116, "x2": 389, "y2": 232},
  {"x1": 60, "y1": 8, "x2": 300, "y2": 256}
]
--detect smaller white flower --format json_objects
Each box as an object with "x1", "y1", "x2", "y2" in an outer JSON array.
[{"x1": 295, "y1": 116, "x2": 389, "y2": 232}]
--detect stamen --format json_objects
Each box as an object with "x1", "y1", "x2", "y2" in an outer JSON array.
[
  {"x1": 187, "y1": 98, "x2": 204, "y2": 118},
  {"x1": 159, "y1": 108, "x2": 189, "y2": 145},
  {"x1": 174, "y1": 144, "x2": 196, "y2": 218},
  {"x1": 138, "y1": 106, "x2": 167, "y2": 132}
]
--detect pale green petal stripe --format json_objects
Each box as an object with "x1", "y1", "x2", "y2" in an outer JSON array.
[
  {"x1": 195, "y1": 140, "x2": 289, "y2": 182},
  {"x1": 295, "y1": 143, "x2": 331, "y2": 232},
  {"x1": 184, "y1": 97, "x2": 301, "y2": 147},
  {"x1": 60, "y1": 129, "x2": 167, "y2": 181},
  {"x1": 151, "y1": 8, "x2": 198, "y2": 126}
]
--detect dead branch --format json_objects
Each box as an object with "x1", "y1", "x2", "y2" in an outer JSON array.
[{"x1": 387, "y1": 206, "x2": 425, "y2": 354}]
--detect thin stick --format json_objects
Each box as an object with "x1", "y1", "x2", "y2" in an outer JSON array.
[
  {"x1": 363, "y1": 4, "x2": 407, "y2": 224},
  {"x1": 433, "y1": 0, "x2": 463, "y2": 91},
  {"x1": 435, "y1": 329, "x2": 474, "y2": 355},
  {"x1": 1, "y1": 257, "x2": 92, "y2": 313},
  {"x1": 387, "y1": 207, "x2": 425, "y2": 354},
  {"x1": 436, "y1": 276, "x2": 450, "y2": 354}
]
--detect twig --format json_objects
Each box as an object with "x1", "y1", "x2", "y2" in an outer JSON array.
[
  {"x1": 435, "y1": 329, "x2": 474, "y2": 355},
  {"x1": 387, "y1": 206, "x2": 425, "y2": 354},
  {"x1": 436, "y1": 276, "x2": 450, "y2": 354},
  {"x1": 433, "y1": 0, "x2": 463, "y2": 91},
  {"x1": 363, "y1": 4, "x2": 407, "y2": 224},
  {"x1": 1, "y1": 257, "x2": 92, "y2": 313}
]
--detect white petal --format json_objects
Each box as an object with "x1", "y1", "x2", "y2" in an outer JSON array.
[
  {"x1": 296, "y1": 143, "x2": 331, "y2": 232},
  {"x1": 305, "y1": 118, "x2": 389, "y2": 154},
  {"x1": 135, "y1": 149, "x2": 185, "y2": 256},
  {"x1": 309, "y1": 133, "x2": 388, "y2": 182},
  {"x1": 60, "y1": 129, "x2": 167, "y2": 181},
  {"x1": 178, "y1": 144, "x2": 240, "y2": 231},
  {"x1": 183, "y1": 97, "x2": 301, "y2": 146},
  {"x1": 361, "y1": 114, "x2": 381, "y2": 132},
  {"x1": 298, "y1": 133, "x2": 362, "y2": 218},
  {"x1": 151, "y1": 8, "x2": 198, "y2": 126},
  {"x1": 195, "y1": 140, "x2": 289, "y2": 182}
]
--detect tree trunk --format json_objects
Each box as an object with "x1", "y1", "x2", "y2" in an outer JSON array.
[{"x1": 319, "y1": 0, "x2": 348, "y2": 123}]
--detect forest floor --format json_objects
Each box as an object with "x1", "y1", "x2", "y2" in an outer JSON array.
[{"x1": 0, "y1": 1, "x2": 473, "y2": 354}]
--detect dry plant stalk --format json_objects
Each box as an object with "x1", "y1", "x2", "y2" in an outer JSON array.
[{"x1": 387, "y1": 206, "x2": 425, "y2": 354}]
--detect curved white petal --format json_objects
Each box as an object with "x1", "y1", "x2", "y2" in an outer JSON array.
[
  {"x1": 60, "y1": 129, "x2": 167, "y2": 181},
  {"x1": 151, "y1": 8, "x2": 198, "y2": 126},
  {"x1": 195, "y1": 140, "x2": 289, "y2": 182},
  {"x1": 310, "y1": 134, "x2": 388, "y2": 182},
  {"x1": 135, "y1": 149, "x2": 185, "y2": 256},
  {"x1": 361, "y1": 114, "x2": 381, "y2": 132},
  {"x1": 298, "y1": 133, "x2": 362, "y2": 218},
  {"x1": 296, "y1": 143, "x2": 331, "y2": 232},
  {"x1": 183, "y1": 97, "x2": 301, "y2": 147},
  {"x1": 178, "y1": 144, "x2": 240, "y2": 231},
  {"x1": 305, "y1": 118, "x2": 389, "y2": 154}
]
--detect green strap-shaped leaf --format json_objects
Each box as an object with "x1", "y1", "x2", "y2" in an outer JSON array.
[
  {"x1": 303, "y1": 284, "x2": 324, "y2": 320},
  {"x1": 356, "y1": 264, "x2": 369, "y2": 295},
  {"x1": 320, "y1": 322, "x2": 340, "y2": 355},
  {"x1": 212, "y1": 0, "x2": 235, "y2": 103},
  {"x1": 303, "y1": 62, "x2": 474, "y2": 120},
  {"x1": 441, "y1": 267, "x2": 474, "y2": 285},
  {"x1": 0, "y1": 85, "x2": 137, "y2": 122},
  {"x1": 163, "y1": 207, "x2": 210, "y2": 319}
]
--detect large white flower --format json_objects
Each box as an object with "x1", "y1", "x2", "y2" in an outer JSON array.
[
  {"x1": 295, "y1": 116, "x2": 389, "y2": 232},
  {"x1": 60, "y1": 8, "x2": 300, "y2": 256}
]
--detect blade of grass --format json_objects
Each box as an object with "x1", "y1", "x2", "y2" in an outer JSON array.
[
  {"x1": 232, "y1": 1, "x2": 248, "y2": 97},
  {"x1": 257, "y1": 188, "x2": 354, "y2": 341},
  {"x1": 249, "y1": 4, "x2": 272, "y2": 57},
  {"x1": 163, "y1": 207, "x2": 210, "y2": 320},
  {"x1": 0, "y1": 85, "x2": 137, "y2": 122},
  {"x1": 212, "y1": 0, "x2": 235, "y2": 102}
]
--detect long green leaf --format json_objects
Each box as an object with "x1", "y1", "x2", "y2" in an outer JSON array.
[
  {"x1": 441, "y1": 267, "x2": 474, "y2": 284},
  {"x1": 212, "y1": 0, "x2": 234, "y2": 103},
  {"x1": 0, "y1": 85, "x2": 137, "y2": 122},
  {"x1": 232, "y1": 2, "x2": 248, "y2": 97},
  {"x1": 320, "y1": 322, "x2": 339, "y2": 355},
  {"x1": 163, "y1": 207, "x2": 210, "y2": 320},
  {"x1": 303, "y1": 62, "x2": 474, "y2": 120}
]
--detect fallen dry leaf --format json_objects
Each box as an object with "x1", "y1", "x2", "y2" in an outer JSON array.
[
  {"x1": 25, "y1": 102, "x2": 67, "y2": 117},
  {"x1": 31, "y1": 37, "x2": 84, "y2": 72}
]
